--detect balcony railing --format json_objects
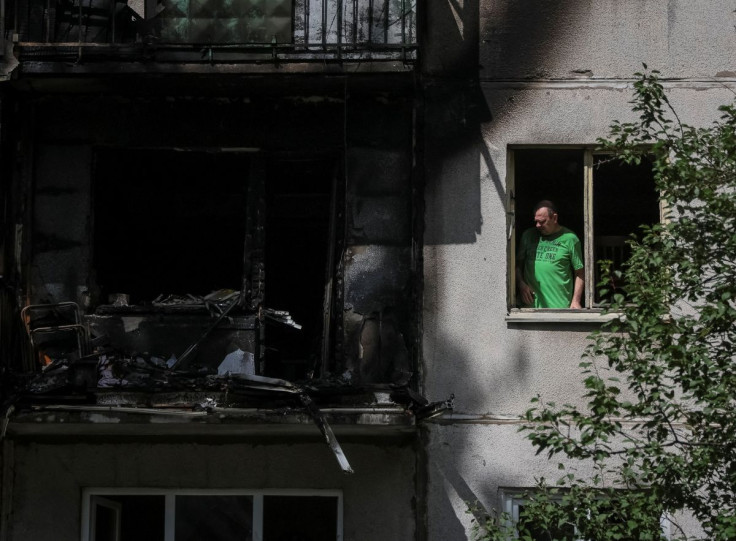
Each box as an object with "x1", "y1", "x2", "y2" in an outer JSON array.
[{"x1": 12, "y1": 0, "x2": 416, "y2": 51}]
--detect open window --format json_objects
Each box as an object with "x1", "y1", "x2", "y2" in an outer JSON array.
[
  {"x1": 90, "y1": 496, "x2": 123, "y2": 541},
  {"x1": 94, "y1": 148, "x2": 250, "y2": 305},
  {"x1": 262, "y1": 155, "x2": 340, "y2": 380},
  {"x1": 92, "y1": 148, "x2": 339, "y2": 379},
  {"x1": 508, "y1": 147, "x2": 661, "y2": 313},
  {"x1": 82, "y1": 489, "x2": 342, "y2": 541}
]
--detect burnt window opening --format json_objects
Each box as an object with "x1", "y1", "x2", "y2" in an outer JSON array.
[
  {"x1": 91, "y1": 149, "x2": 340, "y2": 379},
  {"x1": 93, "y1": 149, "x2": 249, "y2": 306},
  {"x1": 263, "y1": 156, "x2": 338, "y2": 381}
]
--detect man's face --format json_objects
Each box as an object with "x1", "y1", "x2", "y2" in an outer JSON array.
[{"x1": 534, "y1": 207, "x2": 558, "y2": 236}]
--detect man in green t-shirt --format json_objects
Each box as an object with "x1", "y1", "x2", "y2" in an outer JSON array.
[{"x1": 516, "y1": 200, "x2": 584, "y2": 308}]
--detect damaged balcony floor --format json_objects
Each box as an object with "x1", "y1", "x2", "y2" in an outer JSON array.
[{"x1": 6, "y1": 401, "x2": 416, "y2": 439}]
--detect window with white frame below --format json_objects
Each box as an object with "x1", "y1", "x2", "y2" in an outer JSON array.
[
  {"x1": 508, "y1": 148, "x2": 662, "y2": 313},
  {"x1": 500, "y1": 489, "x2": 672, "y2": 541},
  {"x1": 501, "y1": 489, "x2": 576, "y2": 541},
  {"x1": 83, "y1": 488, "x2": 342, "y2": 541}
]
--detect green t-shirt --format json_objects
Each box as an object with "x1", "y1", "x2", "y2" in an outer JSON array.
[{"x1": 517, "y1": 226, "x2": 584, "y2": 308}]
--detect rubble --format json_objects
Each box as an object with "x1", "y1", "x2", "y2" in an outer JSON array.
[
  {"x1": 6, "y1": 341, "x2": 451, "y2": 472},
  {"x1": 170, "y1": 295, "x2": 242, "y2": 370},
  {"x1": 217, "y1": 348, "x2": 255, "y2": 376},
  {"x1": 262, "y1": 308, "x2": 302, "y2": 330},
  {"x1": 152, "y1": 293, "x2": 204, "y2": 307}
]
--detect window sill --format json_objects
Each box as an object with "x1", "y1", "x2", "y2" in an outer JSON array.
[{"x1": 505, "y1": 308, "x2": 622, "y2": 324}]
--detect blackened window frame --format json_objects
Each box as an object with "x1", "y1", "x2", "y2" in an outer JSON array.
[{"x1": 90, "y1": 147, "x2": 343, "y2": 377}]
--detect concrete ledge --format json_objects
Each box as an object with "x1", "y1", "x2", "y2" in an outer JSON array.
[
  {"x1": 505, "y1": 309, "x2": 622, "y2": 324},
  {"x1": 5, "y1": 405, "x2": 417, "y2": 439}
]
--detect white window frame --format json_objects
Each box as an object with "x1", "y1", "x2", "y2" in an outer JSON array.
[
  {"x1": 499, "y1": 488, "x2": 671, "y2": 541},
  {"x1": 81, "y1": 488, "x2": 344, "y2": 541},
  {"x1": 89, "y1": 496, "x2": 122, "y2": 541},
  {"x1": 506, "y1": 146, "x2": 665, "y2": 323}
]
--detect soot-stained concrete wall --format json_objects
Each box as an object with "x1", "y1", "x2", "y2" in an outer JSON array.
[
  {"x1": 31, "y1": 144, "x2": 92, "y2": 307},
  {"x1": 6, "y1": 439, "x2": 416, "y2": 541},
  {"x1": 343, "y1": 93, "x2": 415, "y2": 384}
]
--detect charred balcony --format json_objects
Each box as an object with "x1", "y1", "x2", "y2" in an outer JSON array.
[
  {"x1": 0, "y1": 78, "x2": 434, "y2": 469},
  {"x1": 9, "y1": 0, "x2": 418, "y2": 69}
]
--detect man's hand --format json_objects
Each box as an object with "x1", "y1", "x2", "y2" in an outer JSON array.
[
  {"x1": 569, "y1": 268, "x2": 585, "y2": 309},
  {"x1": 518, "y1": 280, "x2": 535, "y2": 306}
]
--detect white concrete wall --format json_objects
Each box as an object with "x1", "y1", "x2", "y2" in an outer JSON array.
[
  {"x1": 478, "y1": 0, "x2": 736, "y2": 80},
  {"x1": 424, "y1": 82, "x2": 734, "y2": 414},
  {"x1": 424, "y1": 0, "x2": 736, "y2": 79},
  {"x1": 422, "y1": 1, "x2": 736, "y2": 539}
]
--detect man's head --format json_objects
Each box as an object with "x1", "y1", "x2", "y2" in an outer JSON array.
[{"x1": 533, "y1": 200, "x2": 561, "y2": 236}]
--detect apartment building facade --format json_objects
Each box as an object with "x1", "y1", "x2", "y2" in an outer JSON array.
[{"x1": 0, "y1": 1, "x2": 734, "y2": 539}]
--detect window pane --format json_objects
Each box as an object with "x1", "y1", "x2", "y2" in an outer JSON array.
[
  {"x1": 93, "y1": 495, "x2": 165, "y2": 541},
  {"x1": 93, "y1": 504, "x2": 118, "y2": 541},
  {"x1": 158, "y1": 0, "x2": 294, "y2": 43},
  {"x1": 175, "y1": 495, "x2": 253, "y2": 541},
  {"x1": 592, "y1": 156, "x2": 659, "y2": 303},
  {"x1": 263, "y1": 495, "x2": 338, "y2": 541}
]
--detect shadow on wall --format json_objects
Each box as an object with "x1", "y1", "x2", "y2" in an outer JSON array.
[
  {"x1": 423, "y1": 81, "x2": 492, "y2": 246},
  {"x1": 422, "y1": 0, "x2": 589, "y2": 246},
  {"x1": 479, "y1": 0, "x2": 591, "y2": 80},
  {"x1": 424, "y1": 326, "x2": 534, "y2": 418},
  {"x1": 423, "y1": 317, "x2": 603, "y2": 535},
  {"x1": 421, "y1": 331, "x2": 537, "y2": 539}
]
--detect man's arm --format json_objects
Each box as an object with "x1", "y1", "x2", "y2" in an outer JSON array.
[
  {"x1": 570, "y1": 268, "x2": 584, "y2": 309},
  {"x1": 516, "y1": 264, "x2": 534, "y2": 306}
]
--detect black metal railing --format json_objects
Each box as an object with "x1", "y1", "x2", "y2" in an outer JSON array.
[{"x1": 12, "y1": 0, "x2": 416, "y2": 49}]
